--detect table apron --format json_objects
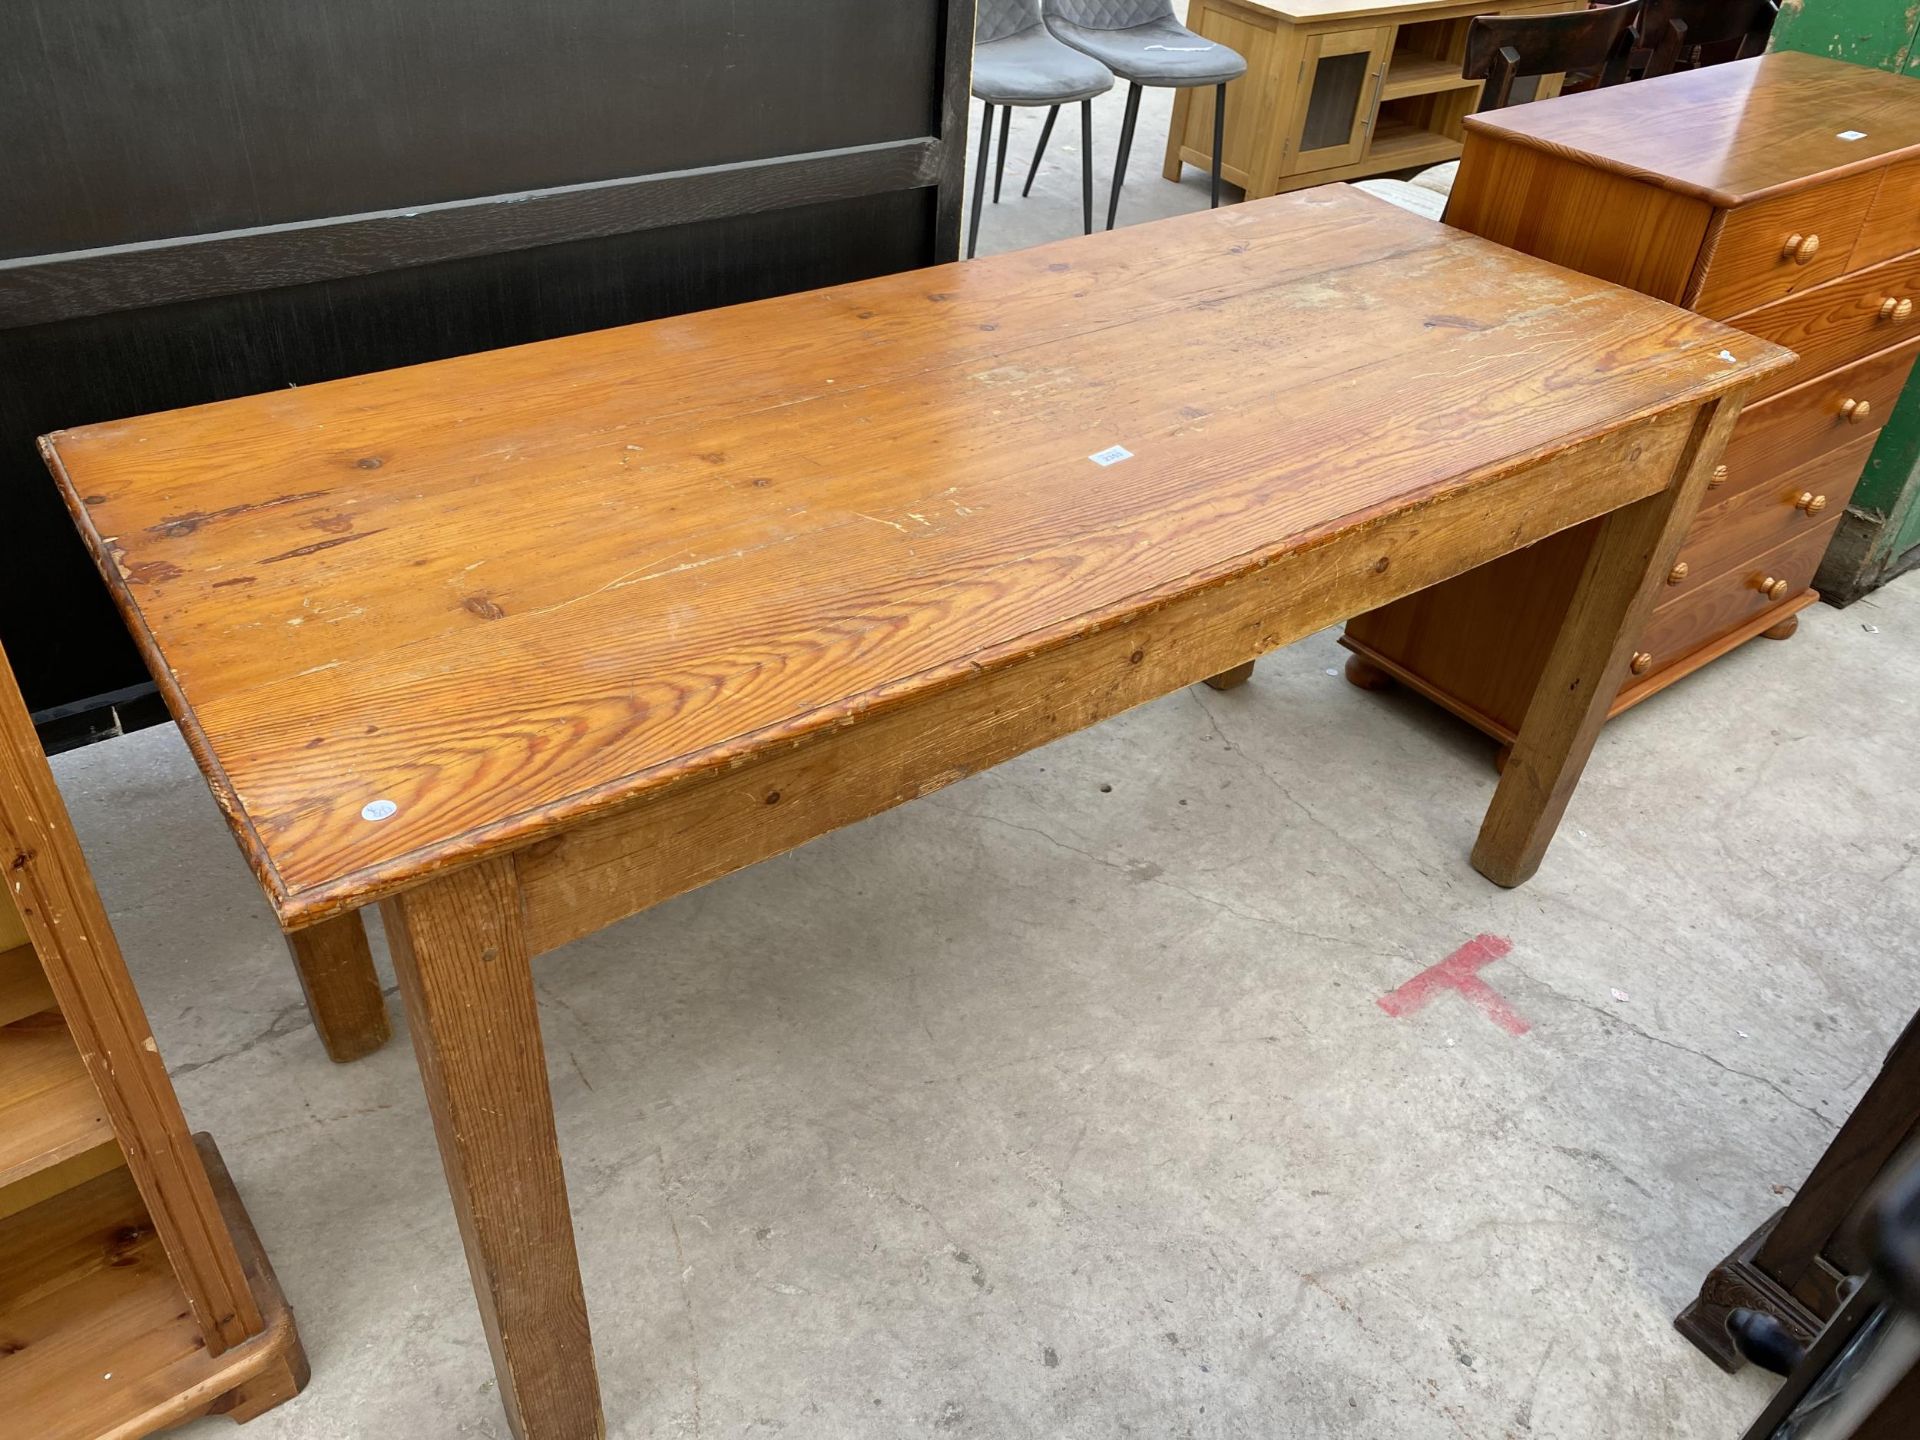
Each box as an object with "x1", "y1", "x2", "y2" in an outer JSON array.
[{"x1": 506, "y1": 403, "x2": 1698, "y2": 957}]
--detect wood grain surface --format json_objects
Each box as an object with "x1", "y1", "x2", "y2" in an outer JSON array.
[
  {"x1": 1461, "y1": 52, "x2": 1920, "y2": 207},
  {"x1": 44, "y1": 187, "x2": 1786, "y2": 924},
  {"x1": 282, "y1": 910, "x2": 390, "y2": 1062},
  {"x1": 381, "y1": 858, "x2": 601, "y2": 1440},
  {"x1": 1472, "y1": 394, "x2": 1743, "y2": 886},
  {"x1": 0, "y1": 640, "x2": 264, "y2": 1354}
]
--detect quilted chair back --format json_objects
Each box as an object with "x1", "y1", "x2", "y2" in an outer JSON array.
[
  {"x1": 1044, "y1": 0, "x2": 1175, "y2": 29},
  {"x1": 976, "y1": 0, "x2": 1042, "y2": 44}
]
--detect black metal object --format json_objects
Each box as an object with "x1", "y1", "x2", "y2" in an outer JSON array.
[
  {"x1": 1081, "y1": 100, "x2": 1096, "y2": 236},
  {"x1": 1022, "y1": 106, "x2": 1061, "y2": 198},
  {"x1": 1211, "y1": 83, "x2": 1228, "y2": 209},
  {"x1": 1016, "y1": 100, "x2": 1098, "y2": 236},
  {"x1": 1, "y1": 0, "x2": 970, "y2": 743},
  {"x1": 1730, "y1": 1308, "x2": 1812, "y2": 1377},
  {"x1": 1108, "y1": 82, "x2": 1144, "y2": 230},
  {"x1": 994, "y1": 106, "x2": 1013, "y2": 203},
  {"x1": 970, "y1": 101, "x2": 996, "y2": 258}
]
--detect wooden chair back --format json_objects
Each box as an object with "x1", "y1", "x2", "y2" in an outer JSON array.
[
  {"x1": 1640, "y1": 0, "x2": 1778, "y2": 78},
  {"x1": 1464, "y1": 0, "x2": 1641, "y2": 113}
]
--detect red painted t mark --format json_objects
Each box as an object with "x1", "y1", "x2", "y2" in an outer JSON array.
[{"x1": 1378, "y1": 935, "x2": 1530, "y2": 1037}]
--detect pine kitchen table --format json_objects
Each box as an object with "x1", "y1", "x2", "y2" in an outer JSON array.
[{"x1": 42, "y1": 187, "x2": 1789, "y2": 1440}]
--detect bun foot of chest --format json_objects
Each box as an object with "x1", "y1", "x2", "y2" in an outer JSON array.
[
  {"x1": 1203, "y1": 660, "x2": 1256, "y2": 691},
  {"x1": 1761, "y1": 614, "x2": 1801, "y2": 641},
  {"x1": 1342, "y1": 654, "x2": 1393, "y2": 692}
]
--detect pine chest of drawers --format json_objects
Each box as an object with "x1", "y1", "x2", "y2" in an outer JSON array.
[{"x1": 1342, "y1": 51, "x2": 1920, "y2": 757}]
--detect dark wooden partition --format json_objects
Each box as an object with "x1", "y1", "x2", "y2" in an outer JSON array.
[{"x1": 0, "y1": 0, "x2": 970, "y2": 746}]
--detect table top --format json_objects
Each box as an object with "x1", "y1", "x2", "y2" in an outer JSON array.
[
  {"x1": 45, "y1": 187, "x2": 1785, "y2": 926},
  {"x1": 1223, "y1": 0, "x2": 1549, "y2": 26},
  {"x1": 1464, "y1": 51, "x2": 1920, "y2": 208}
]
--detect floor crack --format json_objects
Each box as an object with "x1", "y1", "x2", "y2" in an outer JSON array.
[
  {"x1": 1517, "y1": 966, "x2": 1838, "y2": 1132},
  {"x1": 167, "y1": 999, "x2": 312, "y2": 1079}
]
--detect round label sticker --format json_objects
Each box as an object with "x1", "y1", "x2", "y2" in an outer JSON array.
[{"x1": 361, "y1": 799, "x2": 398, "y2": 822}]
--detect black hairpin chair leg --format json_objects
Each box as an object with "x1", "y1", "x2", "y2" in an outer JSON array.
[
  {"x1": 1211, "y1": 82, "x2": 1226, "y2": 208},
  {"x1": 1023, "y1": 104, "x2": 1060, "y2": 198},
  {"x1": 968, "y1": 99, "x2": 993, "y2": 259},
  {"x1": 1107, "y1": 81, "x2": 1142, "y2": 231},
  {"x1": 993, "y1": 104, "x2": 1012, "y2": 203},
  {"x1": 1080, "y1": 99, "x2": 1094, "y2": 234}
]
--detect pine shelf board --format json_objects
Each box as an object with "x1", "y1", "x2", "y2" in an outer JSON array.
[
  {"x1": 0, "y1": 1138, "x2": 303, "y2": 1440},
  {"x1": 1368, "y1": 119, "x2": 1462, "y2": 167},
  {"x1": 1382, "y1": 53, "x2": 1480, "y2": 100},
  {"x1": 0, "y1": 1014, "x2": 113, "y2": 1190},
  {"x1": 0, "y1": 944, "x2": 54, "y2": 1028}
]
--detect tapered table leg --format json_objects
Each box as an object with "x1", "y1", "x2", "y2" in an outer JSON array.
[
  {"x1": 284, "y1": 909, "x2": 390, "y2": 1062},
  {"x1": 1163, "y1": 87, "x2": 1192, "y2": 181},
  {"x1": 1472, "y1": 395, "x2": 1745, "y2": 888},
  {"x1": 382, "y1": 857, "x2": 603, "y2": 1440}
]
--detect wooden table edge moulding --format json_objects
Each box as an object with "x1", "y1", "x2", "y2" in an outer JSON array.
[{"x1": 41, "y1": 189, "x2": 1791, "y2": 1439}]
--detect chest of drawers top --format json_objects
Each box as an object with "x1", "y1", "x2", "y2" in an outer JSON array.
[
  {"x1": 1453, "y1": 53, "x2": 1920, "y2": 323},
  {"x1": 1463, "y1": 50, "x2": 1920, "y2": 207}
]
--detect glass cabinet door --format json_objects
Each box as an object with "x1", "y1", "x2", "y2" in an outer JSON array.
[{"x1": 1287, "y1": 26, "x2": 1392, "y2": 175}]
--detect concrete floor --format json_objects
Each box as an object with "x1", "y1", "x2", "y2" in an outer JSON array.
[
  {"x1": 51, "y1": 566, "x2": 1918, "y2": 1438},
  {"x1": 966, "y1": 50, "x2": 1231, "y2": 260},
  {"x1": 46, "y1": 59, "x2": 1920, "y2": 1440}
]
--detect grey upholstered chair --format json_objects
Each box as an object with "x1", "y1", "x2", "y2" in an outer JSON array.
[
  {"x1": 1041, "y1": 0, "x2": 1246, "y2": 228},
  {"x1": 971, "y1": 0, "x2": 1117, "y2": 259}
]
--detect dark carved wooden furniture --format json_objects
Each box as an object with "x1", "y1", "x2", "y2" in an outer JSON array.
[
  {"x1": 1641, "y1": 0, "x2": 1779, "y2": 80},
  {"x1": 1342, "y1": 53, "x2": 1920, "y2": 765},
  {"x1": 1732, "y1": 1143, "x2": 1920, "y2": 1440},
  {"x1": 1677, "y1": 1010, "x2": 1920, "y2": 1373},
  {"x1": 1463, "y1": 0, "x2": 1639, "y2": 112}
]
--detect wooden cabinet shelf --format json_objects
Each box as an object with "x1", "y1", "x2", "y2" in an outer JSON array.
[
  {"x1": 0, "y1": 634, "x2": 307, "y2": 1434},
  {"x1": 0, "y1": 943, "x2": 54, "y2": 1026},
  {"x1": 1171, "y1": 0, "x2": 1568, "y2": 198},
  {"x1": 1382, "y1": 52, "x2": 1480, "y2": 100},
  {"x1": 1368, "y1": 116, "x2": 1462, "y2": 167},
  {"x1": 0, "y1": 1014, "x2": 114, "y2": 1190},
  {"x1": 0, "y1": 1140, "x2": 301, "y2": 1440}
]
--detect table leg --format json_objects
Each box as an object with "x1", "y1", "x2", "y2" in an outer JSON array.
[
  {"x1": 1163, "y1": 86, "x2": 1193, "y2": 182},
  {"x1": 381, "y1": 857, "x2": 603, "y2": 1440},
  {"x1": 1203, "y1": 660, "x2": 1255, "y2": 691},
  {"x1": 1471, "y1": 396, "x2": 1742, "y2": 888},
  {"x1": 283, "y1": 909, "x2": 390, "y2": 1062}
]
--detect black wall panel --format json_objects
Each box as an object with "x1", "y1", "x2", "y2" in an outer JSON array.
[{"x1": 0, "y1": 1, "x2": 968, "y2": 738}]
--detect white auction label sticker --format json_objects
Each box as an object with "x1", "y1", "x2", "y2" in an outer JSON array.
[
  {"x1": 361, "y1": 799, "x2": 399, "y2": 822},
  {"x1": 1089, "y1": 445, "x2": 1133, "y2": 467}
]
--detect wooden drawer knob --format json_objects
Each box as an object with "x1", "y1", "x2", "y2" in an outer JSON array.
[
  {"x1": 1782, "y1": 232, "x2": 1820, "y2": 265},
  {"x1": 1795, "y1": 491, "x2": 1828, "y2": 515},
  {"x1": 1708, "y1": 463, "x2": 1728, "y2": 489},
  {"x1": 1629, "y1": 651, "x2": 1654, "y2": 675},
  {"x1": 1667, "y1": 560, "x2": 1689, "y2": 585},
  {"x1": 1881, "y1": 296, "x2": 1915, "y2": 323},
  {"x1": 1842, "y1": 398, "x2": 1872, "y2": 424},
  {"x1": 1756, "y1": 575, "x2": 1790, "y2": 601}
]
